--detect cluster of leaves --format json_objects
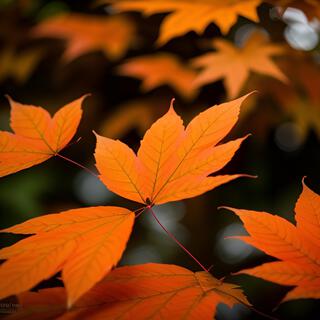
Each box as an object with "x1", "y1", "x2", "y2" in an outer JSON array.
[
  {"x1": 1, "y1": 0, "x2": 319, "y2": 139},
  {"x1": 1, "y1": 94, "x2": 319, "y2": 318},
  {"x1": 0, "y1": 94, "x2": 254, "y2": 318},
  {"x1": 0, "y1": 0, "x2": 319, "y2": 319}
]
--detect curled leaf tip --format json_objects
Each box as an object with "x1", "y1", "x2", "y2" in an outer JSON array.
[
  {"x1": 217, "y1": 206, "x2": 235, "y2": 211},
  {"x1": 80, "y1": 93, "x2": 92, "y2": 100},
  {"x1": 169, "y1": 98, "x2": 176, "y2": 110},
  {"x1": 244, "y1": 174, "x2": 258, "y2": 179},
  {"x1": 4, "y1": 94, "x2": 16, "y2": 105},
  {"x1": 243, "y1": 91, "x2": 258, "y2": 100}
]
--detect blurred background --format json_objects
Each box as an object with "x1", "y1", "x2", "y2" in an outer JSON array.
[{"x1": 0, "y1": 0, "x2": 319, "y2": 319}]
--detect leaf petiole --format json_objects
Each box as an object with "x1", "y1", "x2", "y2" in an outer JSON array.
[
  {"x1": 148, "y1": 206, "x2": 209, "y2": 273},
  {"x1": 56, "y1": 153, "x2": 98, "y2": 178}
]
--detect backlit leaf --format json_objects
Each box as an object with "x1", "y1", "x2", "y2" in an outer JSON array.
[
  {"x1": 192, "y1": 31, "x2": 287, "y2": 98},
  {"x1": 0, "y1": 96, "x2": 86, "y2": 177},
  {"x1": 33, "y1": 13, "x2": 137, "y2": 61},
  {"x1": 227, "y1": 179, "x2": 320, "y2": 303},
  {"x1": 10, "y1": 263, "x2": 249, "y2": 320},
  {"x1": 118, "y1": 53, "x2": 199, "y2": 101},
  {"x1": 95, "y1": 94, "x2": 253, "y2": 205},
  {"x1": 267, "y1": 0, "x2": 320, "y2": 21},
  {"x1": 104, "y1": 0, "x2": 261, "y2": 44},
  {"x1": 0, "y1": 206, "x2": 134, "y2": 306}
]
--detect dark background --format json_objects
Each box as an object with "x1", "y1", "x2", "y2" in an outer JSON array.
[{"x1": 0, "y1": 1, "x2": 319, "y2": 319}]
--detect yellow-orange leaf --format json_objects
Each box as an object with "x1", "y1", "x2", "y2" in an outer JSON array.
[
  {"x1": 0, "y1": 47, "x2": 43, "y2": 84},
  {"x1": 11, "y1": 263, "x2": 249, "y2": 319},
  {"x1": 192, "y1": 31, "x2": 287, "y2": 98},
  {"x1": 0, "y1": 206, "x2": 134, "y2": 306},
  {"x1": 226, "y1": 179, "x2": 320, "y2": 303},
  {"x1": 95, "y1": 94, "x2": 253, "y2": 205},
  {"x1": 33, "y1": 13, "x2": 136, "y2": 61},
  {"x1": 118, "y1": 53, "x2": 199, "y2": 101},
  {"x1": 0, "y1": 96, "x2": 86, "y2": 177},
  {"x1": 105, "y1": 0, "x2": 261, "y2": 44}
]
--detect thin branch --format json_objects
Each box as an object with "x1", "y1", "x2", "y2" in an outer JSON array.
[
  {"x1": 148, "y1": 206, "x2": 209, "y2": 272},
  {"x1": 56, "y1": 153, "x2": 98, "y2": 178},
  {"x1": 149, "y1": 207, "x2": 278, "y2": 320},
  {"x1": 135, "y1": 207, "x2": 147, "y2": 218}
]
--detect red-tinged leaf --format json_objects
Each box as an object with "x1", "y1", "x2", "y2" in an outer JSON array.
[
  {"x1": 7, "y1": 288, "x2": 66, "y2": 320},
  {"x1": 9, "y1": 264, "x2": 250, "y2": 320}
]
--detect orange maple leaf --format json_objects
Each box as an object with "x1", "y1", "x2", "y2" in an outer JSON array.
[
  {"x1": 226, "y1": 179, "x2": 320, "y2": 302},
  {"x1": 0, "y1": 96, "x2": 86, "y2": 177},
  {"x1": 10, "y1": 263, "x2": 250, "y2": 319},
  {"x1": 192, "y1": 31, "x2": 288, "y2": 98},
  {"x1": 95, "y1": 94, "x2": 253, "y2": 205},
  {"x1": 117, "y1": 53, "x2": 199, "y2": 101},
  {"x1": 0, "y1": 206, "x2": 134, "y2": 307},
  {"x1": 32, "y1": 13, "x2": 136, "y2": 61},
  {"x1": 104, "y1": 0, "x2": 261, "y2": 44}
]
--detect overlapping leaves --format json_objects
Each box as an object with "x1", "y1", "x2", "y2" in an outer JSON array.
[
  {"x1": 9, "y1": 264, "x2": 249, "y2": 320},
  {"x1": 0, "y1": 206, "x2": 134, "y2": 307},
  {"x1": 0, "y1": 95, "x2": 251, "y2": 308}
]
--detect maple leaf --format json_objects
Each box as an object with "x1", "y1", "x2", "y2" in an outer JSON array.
[
  {"x1": 9, "y1": 263, "x2": 250, "y2": 320},
  {"x1": 32, "y1": 13, "x2": 136, "y2": 62},
  {"x1": 117, "y1": 53, "x2": 199, "y2": 101},
  {"x1": 104, "y1": 0, "x2": 261, "y2": 44},
  {"x1": 192, "y1": 31, "x2": 288, "y2": 98},
  {"x1": 225, "y1": 179, "x2": 320, "y2": 303},
  {"x1": 0, "y1": 96, "x2": 86, "y2": 177},
  {"x1": 0, "y1": 206, "x2": 134, "y2": 307},
  {"x1": 95, "y1": 94, "x2": 253, "y2": 205}
]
